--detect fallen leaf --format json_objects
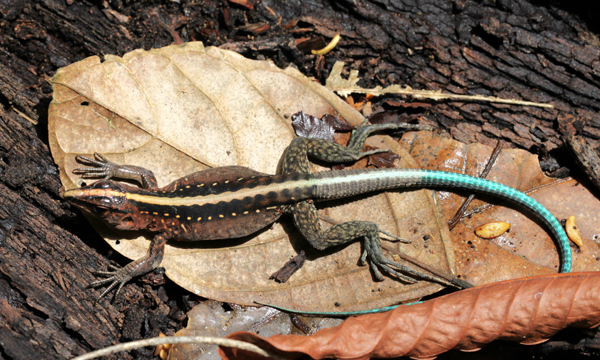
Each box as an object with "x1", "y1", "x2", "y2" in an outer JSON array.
[
  {"x1": 48, "y1": 42, "x2": 454, "y2": 311},
  {"x1": 400, "y1": 131, "x2": 600, "y2": 284},
  {"x1": 221, "y1": 272, "x2": 600, "y2": 360}
]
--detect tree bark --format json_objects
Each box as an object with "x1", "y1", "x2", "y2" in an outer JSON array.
[{"x1": 1, "y1": 0, "x2": 600, "y2": 358}]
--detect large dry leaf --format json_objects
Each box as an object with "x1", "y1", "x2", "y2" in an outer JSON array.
[
  {"x1": 221, "y1": 272, "x2": 600, "y2": 360},
  {"x1": 48, "y1": 42, "x2": 454, "y2": 310},
  {"x1": 400, "y1": 131, "x2": 600, "y2": 283}
]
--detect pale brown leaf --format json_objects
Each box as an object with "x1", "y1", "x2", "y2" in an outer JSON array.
[{"x1": 48, "y1": 42, "x2": 453, "y2": 310}]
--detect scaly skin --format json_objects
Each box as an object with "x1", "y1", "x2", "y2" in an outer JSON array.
[{"x1": 64, "y1": 123, "x2": 571, "y2": 301}]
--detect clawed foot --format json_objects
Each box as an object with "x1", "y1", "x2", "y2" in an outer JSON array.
[
  {"x1": 359, "y1": 234, "x2": 416, "y2": 283},
  {"x1": 74, "y1": 153, "x2": 121, "y2": 180},
  {"x1": 359, "y1": 233, "x2": 439, "y2": 284},
  {"x1": 88, "y1": 263, "x2": 131, "y2": 302},
  {"x1": 88, "y1": 255, "x2": 156, "y2": 302},
  {"x1": 74, "y1": 152, "x2": 157, "y2": 188}
]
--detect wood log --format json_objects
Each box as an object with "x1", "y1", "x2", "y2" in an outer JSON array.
[{"x1": 1, "y1": 0, "x2": 599, "y2": 358}]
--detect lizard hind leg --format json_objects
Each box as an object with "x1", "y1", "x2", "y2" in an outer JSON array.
[
  {"x1": 281, "y1": 122, "x2": 428, "y2": 174},
  {"x1": 345, "y1": 120, "x2": 432, "y2": 153},
  {"x1": 289, "y1": 200, "x2": 437, "y2": 284}
]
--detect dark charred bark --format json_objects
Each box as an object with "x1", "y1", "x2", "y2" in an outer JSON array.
[{"x1": 1, "y1": 0, "x2": 600, "y2": 358}]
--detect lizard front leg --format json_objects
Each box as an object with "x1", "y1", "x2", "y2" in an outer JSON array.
[
  {"x1": 89, "y1": 233, "x2": 168, "y2": 301},
  {"x1": 74, "y1": 153, "x2": 158, "y2": 189},
  {"x1": 73, "y1": 153, "x2": 163, "y2": 301}
]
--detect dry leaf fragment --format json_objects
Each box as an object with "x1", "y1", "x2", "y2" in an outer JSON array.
[
  {"x1": 475, "y1": 222, "x2": 511, "y2": 239},
  {"x1": 159, "y1": 349, "x2": 168, "y2": 360},
  {"x1": 270, "y1": 251, "x2": 307, "y2": 283},
  {"x1": 154, "y1": 333, "x2": 171, "y2": 359},
  {"x1": 282, "y1": 19, "x2": 298, "y2": 30},
  {"x1": 221, "y1": 272, "x2": 600, "y2": 360},
  {"x1": 238, "y1": 23, "x2": 270, "y2": 35},
  {"x1": 228, "y1": 0, "x2": 254, "y2": 9},
  {"x1": 291, "y1": 111, "x2": 354, "y2": 142},
  {"x1": 365, "y1": 145, "x2": 401, "y2": 168},
  {"x1": 566, "y1": 216, "x2": 583, "y2": 247}
]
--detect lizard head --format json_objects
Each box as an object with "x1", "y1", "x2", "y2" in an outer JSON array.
[{"x1": 63, "y1": 180, "x2": 148, "y2": 231}]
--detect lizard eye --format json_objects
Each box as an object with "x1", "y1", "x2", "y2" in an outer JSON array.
[
  {"x1": 90, "y1": 180, "x2": 124, "y2": 193},
  {"x1": 91, "y1": 180, "x2": 112, "y2": 189}
]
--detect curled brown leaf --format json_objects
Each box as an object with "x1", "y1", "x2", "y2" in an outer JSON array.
[{"x1": 221, "y1": 272, "x2": 600, "y2": 360}]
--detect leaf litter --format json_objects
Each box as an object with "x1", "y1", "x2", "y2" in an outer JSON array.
[
  {"x1": 170, "y1": 300, "x2": 343, "y2": 360},
  {"x1": 213, "y1": 131, "x2": 600, "y2": 359},
  {"x1": 50, "y1": 43, "x2": 600, "y2": 360},
  {"x1": 401, "y1": 131, "x2": 600, "y2": 283}
]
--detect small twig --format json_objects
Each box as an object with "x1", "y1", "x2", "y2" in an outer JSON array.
[
  {"x1": 327, "y1": 62, "x2": 555, "y2": 108},
  {"x1": 312, "y1": 34, "x2": 341, "y2": 55},
  {"x1": 318, "y1": 214, "x2": 472, "y2": 289},
  {"x1": 447, "y1": 140, "x2": 503, "y2": 230},
  {"x1": 157, "y1": 19, "x2": 183, "y2": 45},
  {"x1": 70, "y1": 335, "x2": 286, "y2": 360},
  {"x1": 12, "y1": 107, "x2": 38, "y2": 125}
]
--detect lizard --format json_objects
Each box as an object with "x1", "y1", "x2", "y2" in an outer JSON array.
[{"x1": 62, "y1": 122, "x2": 572, "y2": 300}]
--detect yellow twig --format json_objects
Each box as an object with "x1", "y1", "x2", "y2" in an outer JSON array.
[{"x1": 312, "y1": 34, "x2": 341, "y2": 55}]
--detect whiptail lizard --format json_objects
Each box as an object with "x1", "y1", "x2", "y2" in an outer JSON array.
[{"x1": 63, "y1": 122, "x2": 572, "y2": 300}]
